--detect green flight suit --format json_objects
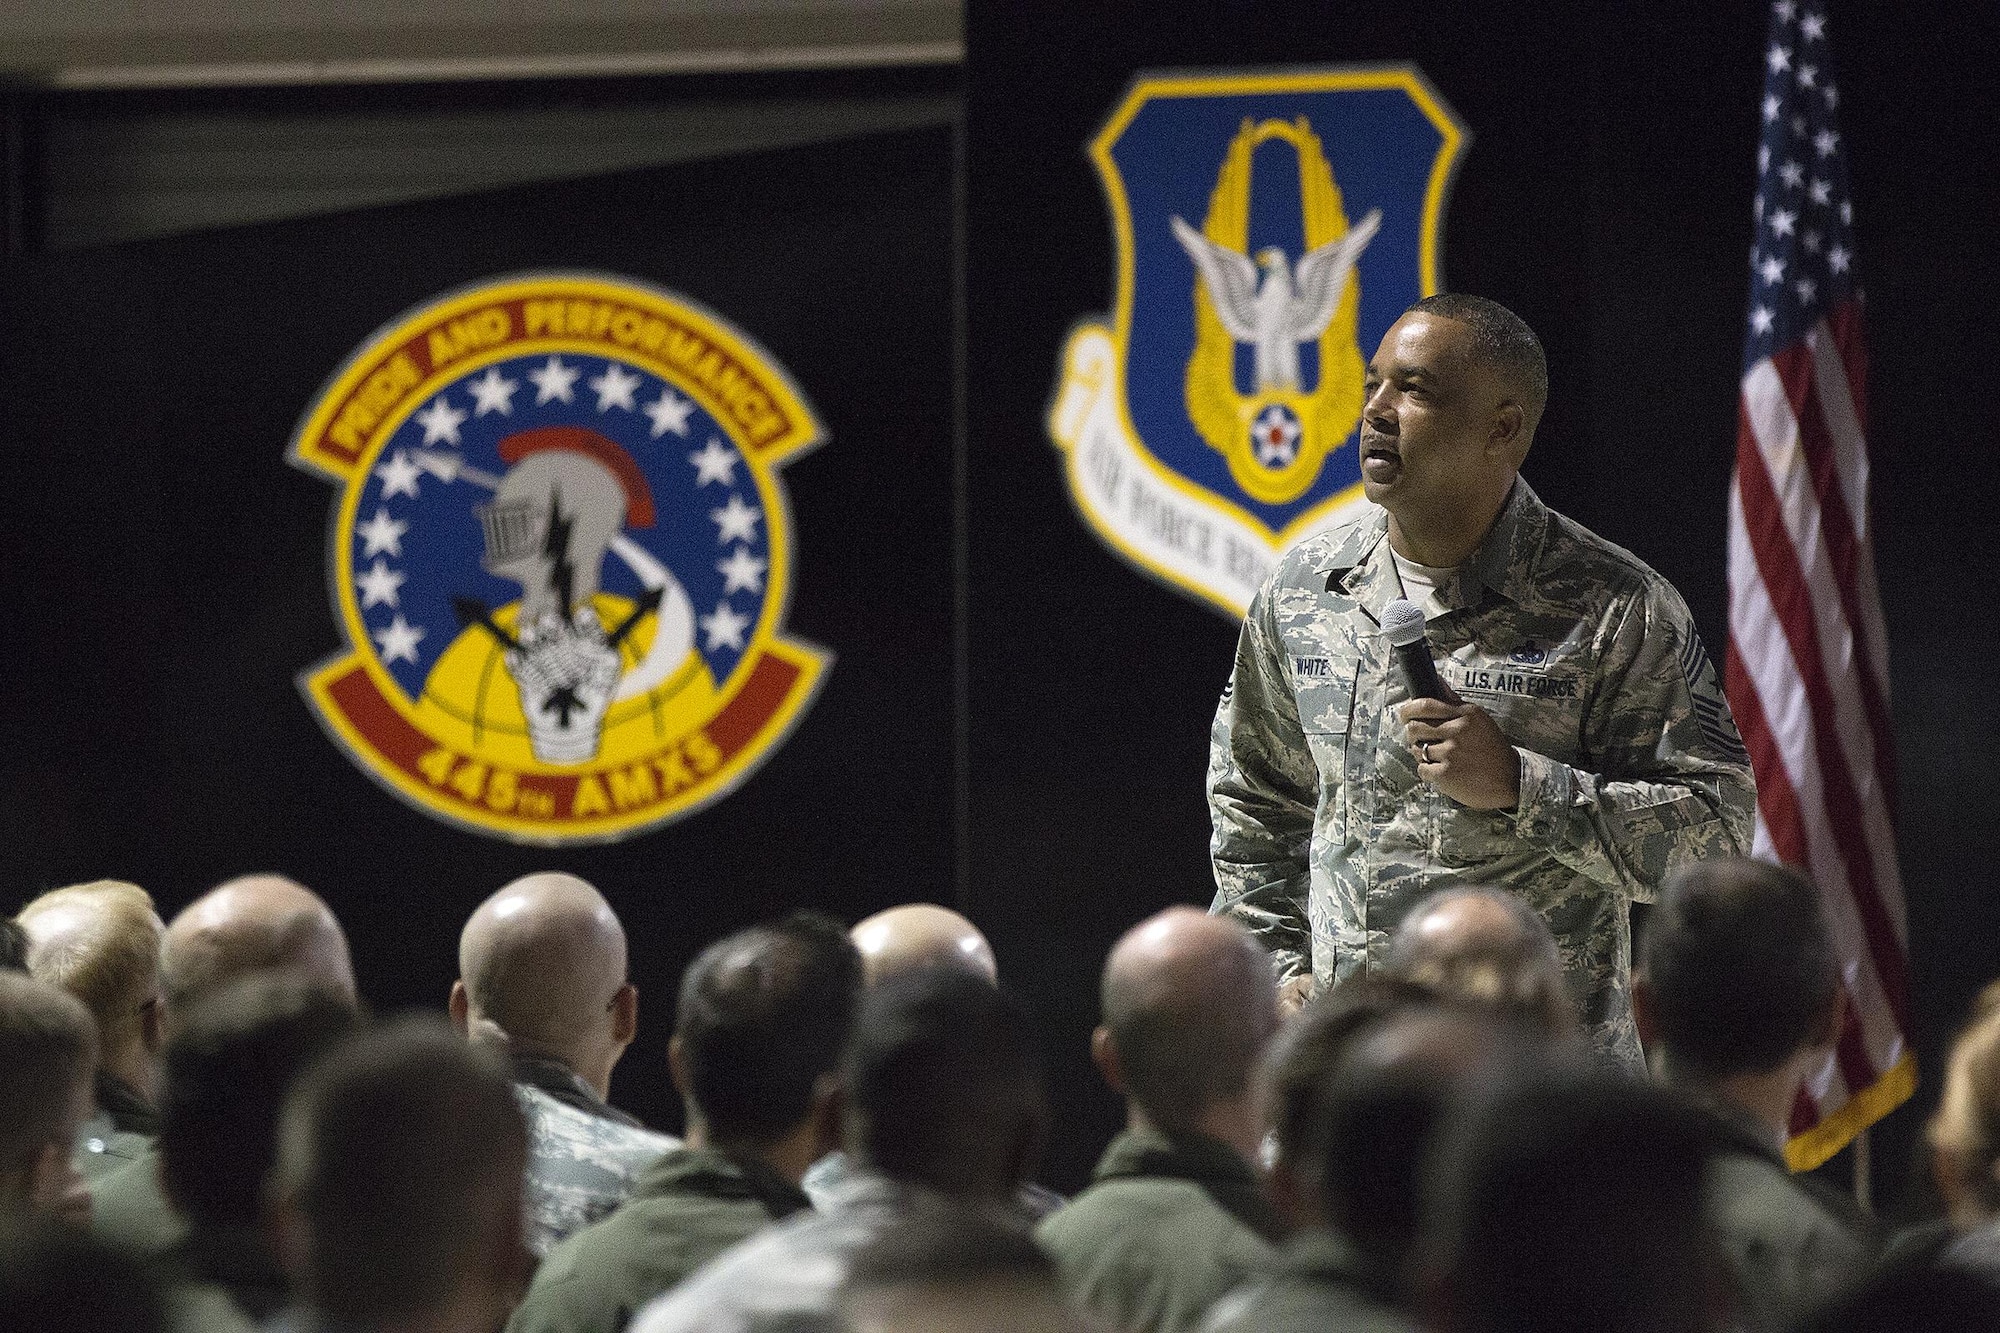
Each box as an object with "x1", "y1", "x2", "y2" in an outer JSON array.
[
  {"x1": 507, "y1": 1146, "x2": 811, "y2": 1333},
  {"x1": 1209, "y1": 479, "x2": 1757, "y2": 1066},
  {"x1": 90, "y1": 1145, "x2": 187, "y2": 1256},
  {"x1": 75, "y1": 1072, "x2": 158, "y2": 1183},
  {"x1": 1200, "y1": 1228, "x2": 1418, "y2": 1333},
  {"x1": 1037, "y1": 1128, "x2": 1282, "y2": 1333}
]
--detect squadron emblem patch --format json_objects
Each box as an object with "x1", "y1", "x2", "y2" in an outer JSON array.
[
  {"x1": 1050, "y1": 68, "x2": 1466, "y2": 616},
  {"x1": 291, "y1": 272, "x2": 829, "y2": 843}
]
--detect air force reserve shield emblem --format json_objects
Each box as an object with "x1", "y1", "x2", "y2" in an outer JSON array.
[
  {"x1": 291, "y1": 272, "x2": 829, "y2": 844},
  {"x1": 1050, "y1": 68, "x2": 1466, "y2": 616}
]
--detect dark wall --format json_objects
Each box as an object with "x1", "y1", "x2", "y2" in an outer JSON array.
[
  {"x1": 0, "y1": 125, "x2": 958, "y2": 1133},
  {"x1": 963, "y1": 0, "x2": 2000, "y2": 1197}
]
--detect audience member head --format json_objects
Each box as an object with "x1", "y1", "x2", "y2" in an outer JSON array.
[
  {"x1": 1421, "y1": 1069, "x2": 1718, "y2": 1333},
  {"x1": 450, "y1": 871, "x2": 635, "y2": 1097},
  {"x1": 1636, "y1": 858, "x2": 1840, "y2": 1121},
  {"x1": 1093, "y1": 906, "x2": 1277, "y2": 1161},
  {"x1": 0, "y1": 919, "x2": 30, "y2": 972},
  {"x1": 156, "y1": 974, "x2": 361, "y2": 1240},
  {"x1": 840, "y1": 1200, "x2": 1092, "y2": 1333},
  {"x1": 273, "y1": 1016, "x2": 529, "y2": 1329},
  {"x1": 670, "y1": 911, "x2": 862, "y2": 1177},
  {"x1": 850, "y1": 904, "x2": 997, "y2": 987},
  {"x1": 1384, "y1": 886, "x2": 1574, "y2": 1037},
  {"x1": 1793, "y1": 1265, "x2": 2000, "y2": 1333},
  {"x1": 161, "y1": 875, "x2": 355, "y2": 1014},
  {"x1": 0, "y1": 972, "x2": 97, "y2": 1221},
  {"x1": 17, "y1": 880, "x2": 166, "y2": 1101},
  {"x1": 844, "y1": 968, "x2": 1046, "y2": 1201},
  {"x1": 1929, "y1": 981, "x2": 2000, "y2": 1227},
  {"x1": 0, "y1": 1226, "x2": 168, "y2": 1333}
]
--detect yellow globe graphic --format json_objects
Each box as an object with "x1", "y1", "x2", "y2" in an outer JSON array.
[{"x1": 412, "y1": 591, "x2": 720, "y2": 772}]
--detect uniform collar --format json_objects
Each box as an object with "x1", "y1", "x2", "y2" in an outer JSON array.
[
  {"x1": 1318, "y1": 478, "x2": 1549, "y2": 620},
  {"x1": 510, "y1": 1054, "x2": 644, "y2": 1129},
  {"x1": 95, "y1": 1070, "x2": 159, "y2": 1137},
  {"x1": 636, "y1": 1145, "x2": 812, "y2": 1220},
  {"x1": 1091, "y1": 1126, "x2": 1286, "y2": 1243}
]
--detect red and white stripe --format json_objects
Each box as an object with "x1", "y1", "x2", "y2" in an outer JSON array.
[{"x1": 1726, "y1": 299, "x2": 1910, "y2": 1154}]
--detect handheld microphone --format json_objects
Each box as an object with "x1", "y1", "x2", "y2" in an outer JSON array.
[{"x1": 1382, "y1": 598, "x2": 1451, "y2": 702}]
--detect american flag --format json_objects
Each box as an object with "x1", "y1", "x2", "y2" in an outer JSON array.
[{"x1": 1726, "y1": 0, "x2": 1913, "y2": 1170}]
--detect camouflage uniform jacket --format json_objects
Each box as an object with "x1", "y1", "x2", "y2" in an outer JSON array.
[
  {"x1": 1208, "y1": 479, "x2": 1756, "y2": 1064},
  {"x1": 515, "y1": 1064, "x2": 680, "y2": 1257},
  {"x1": 1036, "y1": 1127, "x2": 1283, "y2": 1333}
]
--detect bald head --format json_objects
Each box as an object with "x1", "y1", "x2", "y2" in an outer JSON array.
[
  {"x1": 162, "y1": 876, "x2": 354, "y2": 1014},
  {"x1": 850, "y1": 905, "x2": 996, "y2": 988},
  {"x1": 1384, "y1": 888, "x2": 1574, "y2": 1037},
  {"x1": 453, "y1": 873, "x2": 633, "y2": 1089},
  {"x1": 1098, "y1": 907, "x2": 1278, "y2": 1134}
]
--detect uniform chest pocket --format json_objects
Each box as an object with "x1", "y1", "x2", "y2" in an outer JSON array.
[{"x1": 1291, "y1": 660, "x2": 1356, "y2": 782}]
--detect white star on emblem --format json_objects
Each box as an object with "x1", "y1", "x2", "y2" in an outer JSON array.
[
  {"x1": 1828, "y1": 244, "x2": 1851, "y2": 274},
  {"x1": 466, "y1": 367, "x2": 519, "y2": 417},
  {"x1": 1751, "y1": 306, "x2": 1774, "y2": 335},
  {"x1": 589, "y1": 363, "x2": 642, "y2": 413},
  {"x1": 1809, "y1": 179, "x2": 1832, "y2": 205},
  {"x1": 710, "y1": 494, "x2": 762, "y2": 545},
  {"x1": 644, "y1": 390, "x2": 695, "y2": 438},
  {"x1": 1839, "y1": 201, "x2": 1852, "y2": 224},
  {"x1": 1769, "y1": 208, "x2": 1797, "y2": 238},
  {"x1": 1779, "y1": 160, "x2": 1805, "y2": 188},
  {"x1": 1762, "y1": 93, "x2": 1781, "y2": 123},
  {"x1": 1758, "y1": 144, "x2": 1771, "y2": 174},
  {"x1": 357, "y1": 507, "x2": 409, "y2": 558},
  {"x1": 689, "y1": 438, "x2": 738, "y2": 487},
  {"x1": 1801, "y1": 11, "x2": 1825, "y2": 39},
  {"x1": 1797, "y1": 64, "x2": 1817, "y2": 89},
  {"x1": 699, "y1": 600, "x2": 752, "y2": 653},
  {"x1": 414, "y1": 396, "x2": 466, "y2": 447},
  {"x1": 373, "y1": 614, "x2": 426, "y2": 665},
  {"x1": 717, "y1": 546, "x2": 768, "y2": 595},
  {"x1": 355, "y1": 557, "x2": 406, "y2": 609},
  {"x1": 529, "y1": 356, "x2": 579, "y2": 404},
  {"x1": 374, "y1": 450, "x2": 423, "y2": 499},
  {"x1": 1794, "y1": 277, "x2": 1818, "y2": 304},
  {"x1": 1813, "y1": 128, "x2": 1839, "y2": 158},
  {"x1": 1759, "y1": 255, "x2": 1786, "y2": 285},
  {"x1": 1774, "y1": 0, "x2": 1796, "y2": 20},
  {"x1": 1766, "y1": 44, "x2": 1791, "y2": 75}
]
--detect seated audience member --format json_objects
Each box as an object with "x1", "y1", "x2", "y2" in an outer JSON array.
[
  {"x1": 450, "y1": 871, "x2": 678, "y2": 1256},
  {"x1": 1037, "y1": 907, "x2": 1283, "y2": 1333},
  {"x1": 1209, "y1": 987, "x2": 1526, "y2": 1333},
  {"x1": 807, "y1": 903, "x2": 1061, "y2": 1218},
  {"x1": 1924, "y1": 979, "x2": 2000, "y2": 1277},
  {"x1": 17, "y1": 881, "x2": 168, "y2": 1182},
  {"x1": 1381, "y1": 886, "x2": 1578, "y2": 1039},
  {"x1": 268, "y1": 1017, "x2": 531, "y2": 1333},
  {"x1": 0, "y1": 971, "x2": 97, "y2": 1225},
  {"x1": 151, "y1": 975, "x2": 360, "y2": 1332},
  {"x1": 0, "y1": 917, "x2": 27, "y2": 971},
  {"x1": 0, "y1": 1225, "x2": 168, "y2": 1333},
  {"x1": 840, "y1": 1202, "x2": 1099, "y2": 1333},
  {"x1": 1791, "y1": 1264, "x2": 2000, "y2": 1333},
  {"x1": 629, "y1": 966, "x2": 1049, "y2": 1333},
  {"x1": 1419, "y1": 1069, "x2": 1721, "y2": 1333},
  {"x1": 93, "y1": 873, "x2": 355, "y2": 1257},
  {"x1": 509, "y1": 913, "x2": 860, "y2": 1333},
  {"x1": 1635, "y1": 857, "x2": 1875, "y2": 1328}
]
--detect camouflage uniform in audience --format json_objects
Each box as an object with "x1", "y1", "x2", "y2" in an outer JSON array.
[
  {"x1": 1199, "y1": 1229, "x2": 1417, "y2": 1333},
  {"x1": 1209, "y1": 480, "x2": 1757, "y2": 1066},
  {"x1": 507, "y1": 1146, "x2": 811, "y2": 1333},
  {"x1": 513, "y1": 1056, "x2": 678, "y2": 1257},
  {"x1": 804, "y1": 1150, "x2": 1064, "y2": 1220},
  {"x1": 1036, "y1": 1127, "x2": 1282, "y2": 1333},
  {"x1": 75, "y1": 1071, "x2": 158, "y2": 1182}
]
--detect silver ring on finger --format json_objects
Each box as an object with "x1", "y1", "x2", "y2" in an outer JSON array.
[{"x1": 1418, "y1": 740, "x2": 1432, "y2": 764}]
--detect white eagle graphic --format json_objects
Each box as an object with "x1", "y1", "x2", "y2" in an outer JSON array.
[{"x1": 1170, "y1": 208, "x2": 1383, "y2": 393}]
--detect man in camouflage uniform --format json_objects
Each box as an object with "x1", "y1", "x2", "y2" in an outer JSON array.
[
  {"x1": 450, "y1": 872, "x2": 677, "y2": 1255},
  {"x1": 1209, "y1": 294, "x2": 1755, "y2": 1066}
]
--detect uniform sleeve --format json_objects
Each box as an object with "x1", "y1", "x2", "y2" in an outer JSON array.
[
  {"x1": 1207, "y1": 579, "x2": 1319, "y2": 982},
  {"x1": 1511, "y1": 579, "x2": 1757, "y2": 900}
]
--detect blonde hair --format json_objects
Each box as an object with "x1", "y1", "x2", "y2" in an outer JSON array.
[
  {"x1": 1929, "y1": 979, "x2": 2000, "y2": 1224},
  {"x1": 16, "y1": 880, "x2": 163, "y2": 1045}
]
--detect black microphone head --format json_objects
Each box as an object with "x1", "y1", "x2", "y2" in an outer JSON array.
[{"x1": 1382, "y1": 597, "x2": 1428, "y2": 648}]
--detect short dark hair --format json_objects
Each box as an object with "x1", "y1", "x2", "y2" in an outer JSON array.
[
  {"x1": 1426, "y1": 1070, "x2": 1714, "y2": 1333},
  {"x1": 1267, "y1": 972, "x2": 1438, "y2": 1170},
  {"x1": 0, "y1": 972, "x2": 96, "y2": 1189},
  {"x1": 157, "y1": 974, "x2": 360, "y2": 1233},
  {"x1": 1406, "y1": 292, "x2": 1549, "y2": 426},
  {"x1": 277, "y1": 1016, "x2": 526, "y2": 1322},
  {"x1": 1640, "y1": 858, "x2": 1837, "y2": 1077},
  {"x1": 0, "y1": 1227, "x2": 167, "y2": 1333},
  {"x1": 675, "y1": 910, "x2": 863, "y2": 1144},
  {"x1": 845, "y1": 968, "x2": 1046, "y2": 1198}
]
